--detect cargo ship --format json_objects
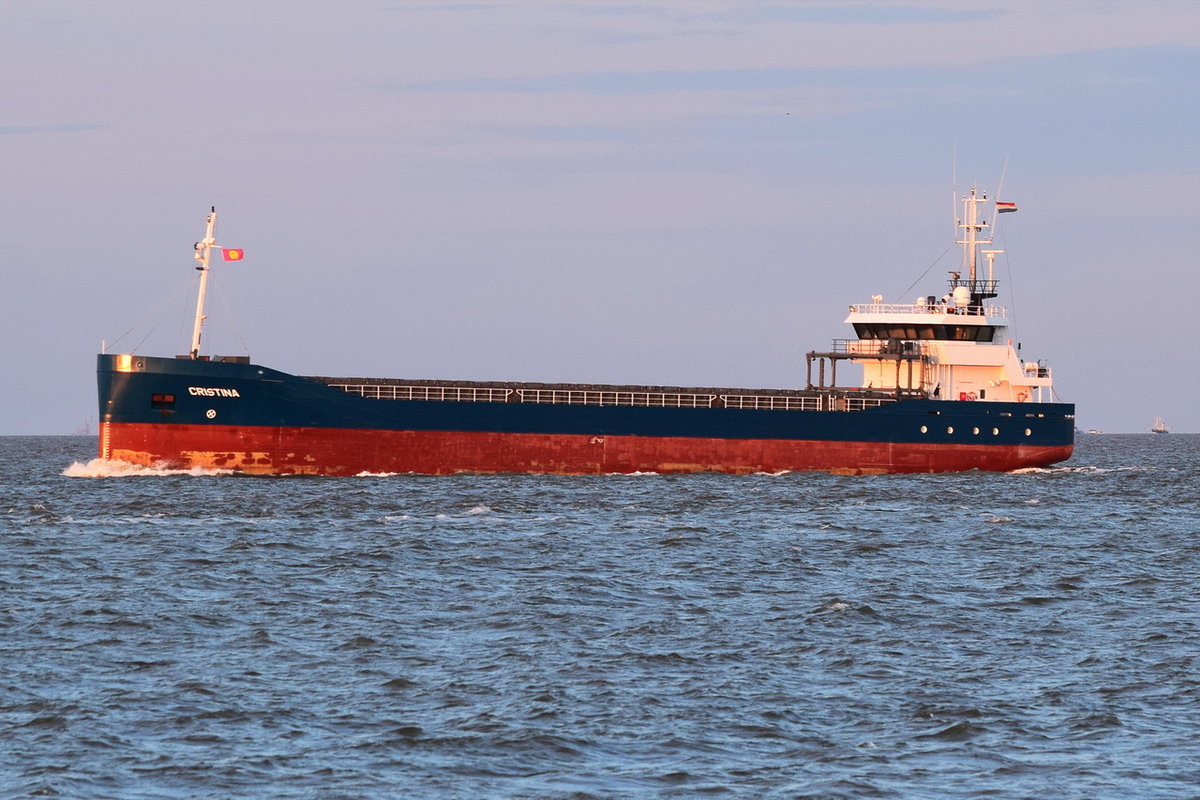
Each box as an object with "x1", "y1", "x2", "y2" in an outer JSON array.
[{"x1": 96, "y1": 189, "x2": 1074, "y2": 475}]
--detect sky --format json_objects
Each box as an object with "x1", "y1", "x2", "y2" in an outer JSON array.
[{"x1": 2, "y1": 0, "x2": 1197, "y2": 435}]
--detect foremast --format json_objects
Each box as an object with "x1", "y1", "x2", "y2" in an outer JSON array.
[{"x1": 189, "y1": 208, "x2": 219, "y2": 359}]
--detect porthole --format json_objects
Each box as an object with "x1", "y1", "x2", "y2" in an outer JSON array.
[
  {"x1": 920, "y1": 425, "x2": 928, "y2": 434},
  {"x1": 1024, "y1": 428, "x2": 1032, "y2": 436},
  {"x1": 946, "y1": 426, "x2": 954, "y2": 434},
  {"x1": 972, "y1": 427, "x2": 980, "y2": 435},
  {"x1": 992, "y1": 427, "x2": 999, "y2": 436}
]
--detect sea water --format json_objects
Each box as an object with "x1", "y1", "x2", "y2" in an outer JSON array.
[{"x1": 2, "y1": 435, "x2": 1197, "y2": 799}]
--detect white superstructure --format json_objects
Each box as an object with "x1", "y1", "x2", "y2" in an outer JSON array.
[{"x1": 841, "y1": 188, "x2": 1053, "y2": 404}]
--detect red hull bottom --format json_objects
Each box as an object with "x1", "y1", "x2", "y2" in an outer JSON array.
[{"x1": 101, "y1": 423, "x2": 1073, "y2": 475}]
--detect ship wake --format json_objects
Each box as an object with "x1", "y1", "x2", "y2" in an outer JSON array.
[{"x1": 62, "y1": 458, "x2": 235, "y2": 478}]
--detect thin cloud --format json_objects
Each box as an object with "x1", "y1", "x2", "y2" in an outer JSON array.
[{"x1": 0, "y1": 123, "x2": 103, "y2": 136}]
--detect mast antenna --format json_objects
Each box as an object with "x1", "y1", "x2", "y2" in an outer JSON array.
[{"x1": 951, "y1": 146, "x2": 958, "y2": 240}]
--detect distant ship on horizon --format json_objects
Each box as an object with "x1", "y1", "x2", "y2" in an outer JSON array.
[{"x1": 1151, "y1": 416, "x2": 1169, "y2": 434}]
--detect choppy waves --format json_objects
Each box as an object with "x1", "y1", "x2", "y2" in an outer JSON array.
[{"x1": 4, "y1": 434, "x2": 1199, "y2": 799}]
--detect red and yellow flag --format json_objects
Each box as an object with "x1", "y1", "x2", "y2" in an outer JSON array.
[{"x1": 222, "y1": 248, "x2": 245, "y2": 261}]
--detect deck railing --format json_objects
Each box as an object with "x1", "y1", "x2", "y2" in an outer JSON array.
[
  {"x1": 328, "y1": 382, "x2": 896, "y2": 412},
  {"x1": 848, "y1": 302, "x2": 1006, "y2": 317},
  {"x1": 721, "y1": 394, "x2": 820, "y2": 411},
  {"x1": 829, "y1": 339, "x2": 928, "y2": 356},
  {"x1": 844, "y1": 397, "x2": 893, "y2": 411},
  {"x1": 1023, "y1": 364, "x2": 1052, "y2": 379},
  {"x1": 329, "y1": 384, "x2": 513, "y2": 402},
  {"x1": 515, "y1": 389, "x2": 717, "y2": 408}
]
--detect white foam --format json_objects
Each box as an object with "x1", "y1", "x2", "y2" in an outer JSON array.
[
  {"x1": 1010, "y1": 465, "x2": 1155, "y2": 476},
  {"x1": 62, "y1": 458, "x2": 233, "y2": 478},
  {"x1": 430, "y1": 506, "x2": 496, "y2": 521}
]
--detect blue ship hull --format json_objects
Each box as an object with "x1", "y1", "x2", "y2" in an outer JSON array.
[{"x1": 97, "y1": 354, "x2": 1076, "y2": 475}]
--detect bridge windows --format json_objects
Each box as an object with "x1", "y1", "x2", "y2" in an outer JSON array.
[{"x1": 853, "y1": 324, "x2": 996, "y2": 342}]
